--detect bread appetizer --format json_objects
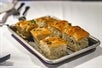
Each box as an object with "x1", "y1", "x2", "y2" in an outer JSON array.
[
  {"x1": 30, "y1": 28, "x2": 51, "y2": 42},
  {"x1": 12, "y1": 16, "x2": 90, "y2": 59},
  {"x1": 63, "y1": 26, "x2": 89, "y2": 51},
  {"x1": 48, "y1": 20, "x2": 71, "y2": 38},
  {"x1": 35, "y1": 16, "x2": 59, "y2": 27},
  {"x1": 39, "y1": 37, "x2": 68, "y2": 59},
  {"x1": 15, "y1": 20, "x2": 38, "y2": 39}
]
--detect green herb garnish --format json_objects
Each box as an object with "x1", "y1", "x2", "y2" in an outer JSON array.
[{"x1": 30, "y1": 19, "x2": 36, "y2": 24}]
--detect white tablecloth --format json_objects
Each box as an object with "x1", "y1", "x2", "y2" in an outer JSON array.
[{"x1": 0, "y1": 1, "x2": 102, "y2": 68}]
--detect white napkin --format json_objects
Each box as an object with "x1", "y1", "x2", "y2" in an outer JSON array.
[{"x1": 0, "y1": 27, "x2": 42, "y2": 68}]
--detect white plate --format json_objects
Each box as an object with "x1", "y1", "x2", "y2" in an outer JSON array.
[{"x1": 0, "y1": 1, "x2": 14, "y2": 13}]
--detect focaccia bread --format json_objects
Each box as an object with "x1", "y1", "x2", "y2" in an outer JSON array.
[
  {"x1": 64, "y1": 26, "x2": 89, "y2": 41},
  {"x1": 63, "y1": 26, "x2": 89, "y2": 51},
  {"x1": 39, "y1": 37, "x2": 68, "y2": 59},
  {"x1": 49, "y1": 20, "x2": 71, "y2": 31},
  {"x1": 15, "y1": 20, "x2": 38, "y2": 39},
  {"x1": 35, "y1": 16, "x2": 59, "y2": 28},
  {"x1": 48, "y1": 20, "x2": 72, "y2": 38},
  {"x1": 13, "y1": 16, "x2": 90, "y2": 58},
  {"x1": 30, "y1": 28, "x2": 51, "y2": 42}
]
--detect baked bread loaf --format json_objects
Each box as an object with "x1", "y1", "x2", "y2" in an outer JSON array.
[
  {"x1": 30, "y1": 28, "x2": 51, "y2": 41},
  {"x1": 13, "y1": 16, "x2": 90, "y2": 59},
  {"x1": 35, "y1": 16, "x2": 59, "y2": 28},
  {"x1": 48, "y1": 20, "x2": 71, "y2": 37},
  {"x1": 63, "y1": 26, "x2": 89, "y2": 51},
  {"x1": 39, "y1": 37, "x2": 68, "y2": 59},
  {"x1": 15, "y1": 20, "x2": 38, "y2": 39}
]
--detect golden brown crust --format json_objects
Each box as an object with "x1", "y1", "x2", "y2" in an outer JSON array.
[
  {"x1": 41, "y1": 37, "x2": 67, "y2": 48},
  {"x1": 16, "y1": 20, "x2": 38, "y2": 28},
  {"x1": 15, "y1": 16, "x2": 89, "y2": 41},
  {"x1": 64, "y1": 26, "x2": 89, "y2": 41},
  {"x1": 35, "y1": 16, "x2": 59, "y2": 27},
  {"x1": 40, "y1": 37, "x2": 67, "y2": 59},
  {"x1": 30, "y1": 28, "x2": 51, "y2": 40},
  {"x1": 13, "y1": 16, "x2": 90, "y2": 56},
  {"x1": 49, "y1": 20, "x2": 71, "y2": 31},
  {"x1": 15, "y1": 20, "x2": 38, "y2": 39},
  {"x1": 35, "y1": 16, "x2": 59, "y2": 22}
]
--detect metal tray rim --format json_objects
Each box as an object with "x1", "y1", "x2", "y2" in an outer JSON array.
[{"x1": 6, "y1": 25, "x2": 100, "y2": 64}]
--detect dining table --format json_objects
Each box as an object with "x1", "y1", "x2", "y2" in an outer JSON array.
[{"x1": 0, "y1": 1, "x2": 102, "y2": 68}]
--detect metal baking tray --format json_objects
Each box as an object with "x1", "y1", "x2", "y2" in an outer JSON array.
[{"x1": 6, "y1": 25, "x2": 100, "y2": 64}]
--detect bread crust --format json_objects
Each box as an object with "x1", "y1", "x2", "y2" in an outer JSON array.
[
  {"x1": 64, "y1": 26, "x2": 89, "y2": 41},
  {"x1": 30, "y1": 28, "x2": 51, "y2": 40}
]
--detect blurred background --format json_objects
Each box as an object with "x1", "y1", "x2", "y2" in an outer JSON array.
[{"x1": 18, "y1": 0, "x2": 102, "y2": 1}]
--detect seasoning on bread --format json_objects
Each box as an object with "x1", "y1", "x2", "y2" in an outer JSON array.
[
  {"x1": 39, "y1": 37, "x2": 68, "y2": 59},
  {"x1": 15, "y1": 20, "x2": 38, "y2": 39},
  {"x1": 63, "y1": 26, "x2": 89, "y2": 51},
  {"x1": 30, "y1": 28, "x2": 51, "y2": 41}
]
